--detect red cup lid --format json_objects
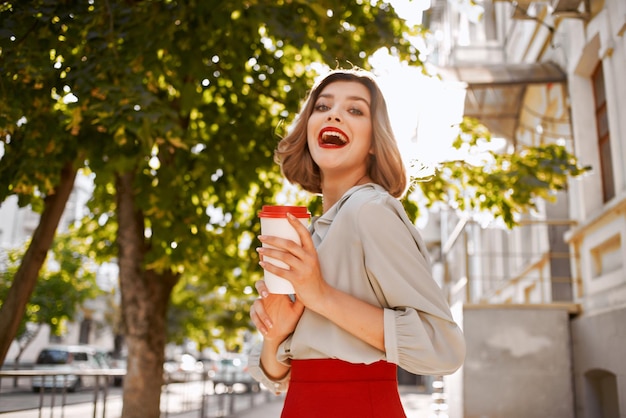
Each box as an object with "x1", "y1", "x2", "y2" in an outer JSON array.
[{"x1": 258, "y1": 205, "x2": 310, "y2": 218}]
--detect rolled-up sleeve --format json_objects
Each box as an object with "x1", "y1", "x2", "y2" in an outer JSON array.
[
  {"x1": 384, "y1": 307, "x2": 465, "y2": 374},
  {"x1": 359, "y1": 198, "x2": 466, "y2": 375}
]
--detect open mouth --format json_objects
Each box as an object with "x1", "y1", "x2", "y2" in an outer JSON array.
[{"x1": 319, "y1": 128, "x2": 348, "y2": 148}]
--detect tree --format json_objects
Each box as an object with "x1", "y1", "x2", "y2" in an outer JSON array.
[
  {"x1": 0, "y1": 232, "x2": 100, "y2": 373},
  {"x1": 0, "y1": 0, "x2": 109, "y2": 364},
  {"x1": 1, "y1": 2, "x2": 419, "y2": 416},
  {"x1": 0, "y1": 163, "x2": 79, "y2": 364}
]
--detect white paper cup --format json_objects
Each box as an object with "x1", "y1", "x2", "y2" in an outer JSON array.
[{"x1": 258, "y1": 205, "x2": 311, "y2": 294}]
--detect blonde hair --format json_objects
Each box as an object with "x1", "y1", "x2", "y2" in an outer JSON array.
[{"x1": 275, "y1": 68, "x2": 407, "y2": 198}]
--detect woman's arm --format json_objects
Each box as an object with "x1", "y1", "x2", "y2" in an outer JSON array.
[
  {"x1": 358, "y1": 198, "x2": 466, "y2": 374},
  {"x1": 309, "y1": 286, "x2": 385, "y2": 352},
  {"x1": 257, "y1": 208, "x2": 464, "y2": 375},
  {"x1": 258, "y1": 338, "x2": 290, "y2": 380},
  {"x1": 249, "y1": 282, "x2": 304, "y2": 380},
  {"x1": 257, "y1": 213, "x2": 386, "y2": 352}
]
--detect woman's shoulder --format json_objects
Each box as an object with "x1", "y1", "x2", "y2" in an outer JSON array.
[
  {"x1": 345, "y1": 183, "x2": 400, "y2": 207},
  {"x1": 343, "y1": 183, "x2": 391, "y2": 203},
  {"x1": 340, "y1": 184, "x2": 402, "y2": 220},
  {"x1": 346, "y1": 184, "x2": 431, "y2": 262}
]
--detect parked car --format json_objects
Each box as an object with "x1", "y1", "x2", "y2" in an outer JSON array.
[
  {"x1": 210, "y1": 355, "x2": 260, "y2": 393},
  {"x1": 92, "y1": 348, "x2": 122, "y2": 387},
  {"x1": 31, "y1": 345, "x2": 102, "y2": 392},
  {"x1": 163, "y1": 353, "x2": 203, "y2": 382},
  {"x1": 108, "y1": 354, "x2": 127, "y2": 387},
  {"x1": 198, "y1": 355, "x2": 218, "y2": 379}
]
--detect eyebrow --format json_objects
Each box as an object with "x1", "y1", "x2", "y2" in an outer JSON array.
[{"x1": 317, "y1": 93, "x2": 370, "y2": 107}]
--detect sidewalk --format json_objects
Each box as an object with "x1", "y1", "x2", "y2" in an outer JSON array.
[
  {"x1": 228, "y1": 394, "x2": 284, "y2": 418},
  {"x1": 0, "y1": 381, "x2": 431, "y2": 418},
  {"x1": 226, "y1": 386, "x2": 432, "y2": 418}
]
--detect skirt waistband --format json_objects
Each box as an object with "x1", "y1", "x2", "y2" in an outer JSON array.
[{"x1": 289, "y1": 359, "x2": 397, "y2": 382}]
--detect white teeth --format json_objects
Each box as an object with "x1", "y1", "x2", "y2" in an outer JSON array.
[{"x1": 321, "y1": 131, "x2": 347, "y2": 145}]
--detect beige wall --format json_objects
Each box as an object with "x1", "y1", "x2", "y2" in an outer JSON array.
[
  {"x1": 571, "y1": 308, "x2": 626, "y2": 418},
  {"x1": 457, "y1": 305, "x2": 575, "y2": 418}
]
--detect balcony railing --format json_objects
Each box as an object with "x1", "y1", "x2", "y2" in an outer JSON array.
[{"x1": 442, "y1": 217, "x2": 581, "y2": 311}]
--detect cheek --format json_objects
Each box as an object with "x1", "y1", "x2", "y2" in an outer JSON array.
[
  {"x1": 306, "y1": 126, "x2": 316, "y2": 149},
  {"x1": 362, "y1": 125, "x2": 373, "y2": 147},
  {"x1": 306, "y1": 117, "x2": 320, "y2": 145},
  {"x1": 365, "y1": 128, "x2": 374, "y2": 154}
]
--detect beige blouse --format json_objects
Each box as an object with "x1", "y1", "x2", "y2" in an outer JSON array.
[{"x1": 248, "y1": 184, "x2": 465, "y2": 393}]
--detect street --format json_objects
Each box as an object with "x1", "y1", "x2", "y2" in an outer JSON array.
[
  {"x1": 0, "y1": 379, "x2": 434, "y2": 418},
  {"x1": 0, "y1": 378, "x2": 275, "y2": 418}
]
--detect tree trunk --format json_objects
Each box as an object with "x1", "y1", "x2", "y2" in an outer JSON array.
[
  {"x1": 116, "y1": 171, "x2": 178, "y2": 418},
  {"x1": 0, "y1": 162, "x2": 77, "y2": 364},
  {"x1": 12, "y1": 324, "x2": 41, "y2": 387}
]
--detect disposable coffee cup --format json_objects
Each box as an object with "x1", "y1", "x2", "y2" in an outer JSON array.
[{"x1": 258, "y1": 205, "x2": 311, "y2": 294}]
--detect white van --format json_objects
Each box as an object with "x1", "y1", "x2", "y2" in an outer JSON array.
[{"x1": 31, "y1": 345, "x2": 102, "y2": 392}]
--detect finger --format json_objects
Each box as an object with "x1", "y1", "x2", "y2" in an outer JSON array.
[
  {"x1": 257, "y1": 237, "x2": 308, "y2": 265},
  {"x1": 254, "y1": 280, "x2": 270, "y2": 298},
  {"x1": 258, "y1": 239, "x2": 315, "y2": 278},
  {"x1": 259, "y1": 259, "x2": 294, "y2": 283},
  {"x1": 258, "y1": 235, "x2": 298, "y2": 251},
  {"x1": 250, "y1": 300, "x2": 273, "y2": 333},
  {"x1": 249, "y1": 304, "x2": 266, "y2": 334},
  {"x1": 257, "y1": 246, "x2": 296, "y2": 265},
  {"x1": 286, "y1": 213, "x2": 315, "y2": 249}
]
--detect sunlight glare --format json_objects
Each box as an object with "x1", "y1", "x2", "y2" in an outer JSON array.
[
  {"x1": 369, "y1": 49, "x2": 467, "y2": 175},
  {"x1": 389, "y1": 0, "x2": 431, "y2": 26}
]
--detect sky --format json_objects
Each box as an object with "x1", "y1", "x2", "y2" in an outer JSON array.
[
  {"x1": 369, "y1": 50, "x2": 467, "y2": 176},
  {"x1": 370, "y1": 0, "x2": 469, "y2": 177}
]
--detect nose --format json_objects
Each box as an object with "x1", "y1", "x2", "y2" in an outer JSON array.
[{"x1": 326, "y1": 114, "x2": 341, "y2": 122}]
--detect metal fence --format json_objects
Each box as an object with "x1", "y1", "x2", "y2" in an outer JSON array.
[{"x1": 0, "y1": 369, "x2": 274, "y2": 418}]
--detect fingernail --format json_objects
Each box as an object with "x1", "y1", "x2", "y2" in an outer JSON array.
[{"x1": 262, "y1": 290, "x2": 269, "y2": 298}]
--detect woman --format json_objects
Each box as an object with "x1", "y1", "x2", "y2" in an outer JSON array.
[{"x1": 248, "y1": 68, "x2": 465, "y2": 417}]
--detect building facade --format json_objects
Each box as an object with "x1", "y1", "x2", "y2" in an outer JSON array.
[{"x1": 424, "y1": 0, "x2": 626, "y2": 416}]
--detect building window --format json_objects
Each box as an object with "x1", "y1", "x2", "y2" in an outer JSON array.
[{"x1": 592, "y1": 63, "x2": 614, "y2": 202}]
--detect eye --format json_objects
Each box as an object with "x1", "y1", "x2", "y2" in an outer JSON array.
[
  {"x1": 314, "y1": 102, "x2": 330, "y2": 112},
  {"x1": 349, "y1": 107, "x2": 364, "y2": 116}
]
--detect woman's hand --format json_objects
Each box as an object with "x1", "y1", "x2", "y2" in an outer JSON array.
[
  {"x1": 256, "y1": 213, "x2": 330, "y2": 312},
  {"x1": 250, "y1": 280, "x2": 303, "y2": 382},
  {"x1": 250, "y1": 280, "x2": 304, "y2": 342},
  {"x1": 257, "y1": 213, "x2": 386, "y2": 352}
]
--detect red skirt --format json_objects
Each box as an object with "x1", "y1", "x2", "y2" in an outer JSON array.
[{"x1": 281, "y1": 358, "x2": 406, "y2": 418}]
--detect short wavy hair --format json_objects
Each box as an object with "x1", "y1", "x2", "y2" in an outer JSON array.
[{"x1": 275, "y1": 68, "x2": 408, "y2": 198}]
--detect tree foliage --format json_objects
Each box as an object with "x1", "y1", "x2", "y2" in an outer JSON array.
[
  {"x1": 413, "y1": 117, "x2": 591, "y2": 228},
  {"x1": 0, "y1": 232, "x2": 100, "y2": 353},
  {"x1": 1, "y1": 1, "x2": 420, "y2": 416}
]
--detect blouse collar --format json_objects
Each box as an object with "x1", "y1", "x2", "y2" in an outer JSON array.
[{"x1": 311, "y1": 183, "x2": 380, "y2": 243}]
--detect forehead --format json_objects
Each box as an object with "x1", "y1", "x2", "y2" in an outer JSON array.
[{"x1": 317, "y1": 80, "x2": 371, "y2": 103}]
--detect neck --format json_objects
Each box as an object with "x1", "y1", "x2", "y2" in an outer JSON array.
[{"x1": 321, "y1": 172, "x2": 370, "y2": 213}]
